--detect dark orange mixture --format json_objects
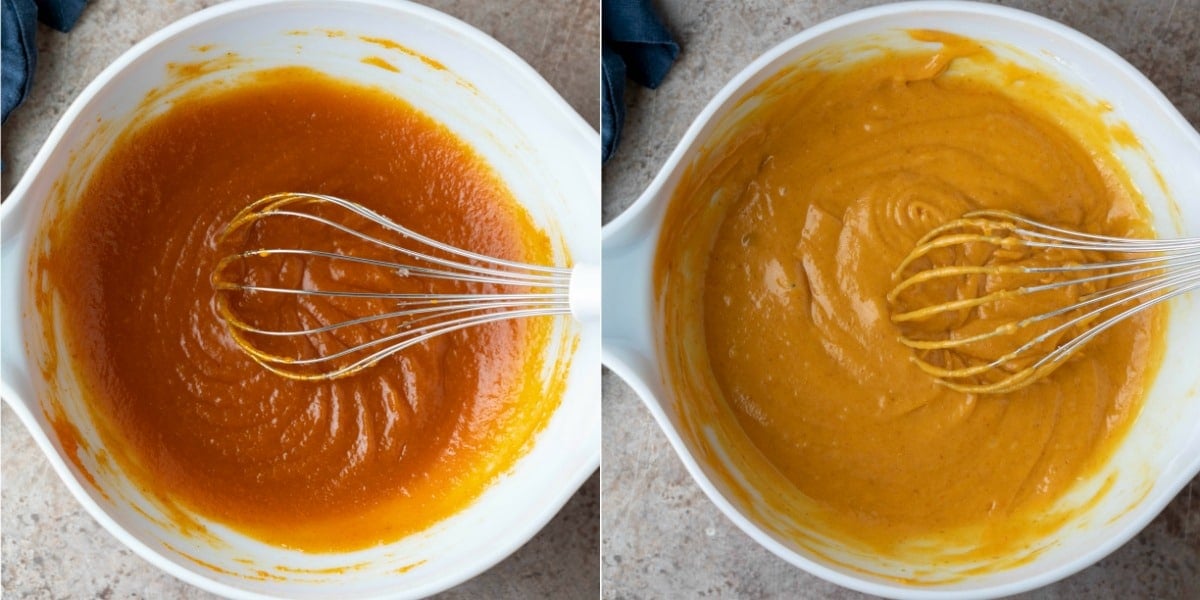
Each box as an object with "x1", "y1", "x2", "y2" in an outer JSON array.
[{"x1": 41, "y1": 67, "x2": 558, "y2": 551}]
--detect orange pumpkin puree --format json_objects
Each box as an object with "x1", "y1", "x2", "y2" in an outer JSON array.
[
  {"x1": 657, "y1": 32, "x2": 1164, "y2": 567},
  {"x1": 41, "y1": 67, "x2": 559, "y2": 551}
]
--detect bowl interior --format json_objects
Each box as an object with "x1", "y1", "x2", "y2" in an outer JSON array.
[
  {"x1": 646, "y1": 4, "x2": 1200, "y2": 596},
  {"x1": 3, "y1": 1, "x2": 598, "y2": 598}
]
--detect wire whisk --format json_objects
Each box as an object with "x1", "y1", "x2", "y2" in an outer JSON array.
[
  {"x1": 211, "y1": 193, "x2": 598, "y2": 381},
  {"x1": 887, "y1": 209, "x2": 1200, "y2": 394}
]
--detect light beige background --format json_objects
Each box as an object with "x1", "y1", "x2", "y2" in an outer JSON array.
[
  {"x1": 602, "y1": 0, "x2": 1199, "y2": 598},
  {"x1": 0, "y1": 1, "x2": 598, "y2": 598}
]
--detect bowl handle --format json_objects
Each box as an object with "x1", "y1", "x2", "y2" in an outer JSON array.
[
  {"x1": 0, "y1": 203, "x2": 38, "y2": 413},
  {"x1": 601, "y1": 204, "x2": 666, "y2": 407}
]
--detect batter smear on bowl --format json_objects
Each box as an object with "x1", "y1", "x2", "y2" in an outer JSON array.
[
  {"x1": 657, "y1": 31, "x2": 1165, "y2": 568},
  {"x1": 40, "y1": 67, "x2": 561, "y2": 551}
]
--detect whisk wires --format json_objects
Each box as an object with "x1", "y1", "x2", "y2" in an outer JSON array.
[
  {"x1": 212, "y1": 193, "x2": 571, "y2": 381},
  {"x1": 887, "y1": 209, "x2": 1200, "y2": 394}
]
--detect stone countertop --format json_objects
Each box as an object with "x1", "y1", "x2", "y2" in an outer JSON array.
[
  {"x1": 0, "y1": 1, "x2": 598, "y2": 598},
  {"x1": 601, "y1": 0, "x2": 1199, "y2": 598}
]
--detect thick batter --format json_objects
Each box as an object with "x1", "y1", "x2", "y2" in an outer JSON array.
[
  {"x1": 657, "y1": 32, "x2": 1164, "y2": 563},
  {"x1": 41, "y1": 67, "x2": 559, "y2": 551}
]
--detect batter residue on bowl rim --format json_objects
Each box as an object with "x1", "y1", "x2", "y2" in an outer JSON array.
[
  {"x1": 656, "y1": 30, "x2": 1165, "y2": 576},
  {"x1": 37, "y1": 66, "x2": 566, "y2": 552}
]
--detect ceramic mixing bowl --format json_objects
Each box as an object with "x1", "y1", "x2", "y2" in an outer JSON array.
[
  {"x1": 601, "y1": 2, "x2": 1200, "y2": 598},
  {"x1": 0, "y1": 0, "x2": 599, "y2": 598}
]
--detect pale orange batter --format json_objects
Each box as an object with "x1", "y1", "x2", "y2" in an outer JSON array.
[
  {"x1": 40, "y1": 67, "x2": 560, "y2": 551},
  {"x1": 657, "y1": 32, "x2": 1164, "y2": 565}
]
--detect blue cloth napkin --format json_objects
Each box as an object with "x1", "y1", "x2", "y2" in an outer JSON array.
[
  {"x1": 2, "y1": 0, "x2": 89, "y2": 123},
  {"x1": 602, "y1": 0, "x2": 679, "y2": 162}
]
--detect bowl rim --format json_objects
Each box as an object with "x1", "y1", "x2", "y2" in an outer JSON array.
[
  {"x1": 0, "y1": 0, "x2": 598, "y2": 598},
  {"x1": 600, "y1": 1, "x2": 1200, "y2": 598}
]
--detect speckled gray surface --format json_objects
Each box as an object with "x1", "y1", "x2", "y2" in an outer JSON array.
[
  {"x1": 601, "y1": 1, "x2": 1200, "y2": 599},
  {"x1": 0, "y1": 1, "x2": 598, "y2": 598}
]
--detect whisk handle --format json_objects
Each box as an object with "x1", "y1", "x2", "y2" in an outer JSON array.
[{"x1": 569, "y1": 263, "x2": 602, "y2": 325}]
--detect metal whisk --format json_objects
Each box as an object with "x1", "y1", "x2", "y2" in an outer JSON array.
[
  {"x1": 211, "y1": 192, "x2": 598, "y2": 381},
  {"x1": 887, "y1": 209, "x2": 1200, "y2": 394}
]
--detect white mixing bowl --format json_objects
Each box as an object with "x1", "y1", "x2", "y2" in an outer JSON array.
[
  {"x1": 601, "y1": 2, "x2": 1200, "y2": 598},
  {"x1": 0, "y1": 1, "x2": 599, "y2": 598}
]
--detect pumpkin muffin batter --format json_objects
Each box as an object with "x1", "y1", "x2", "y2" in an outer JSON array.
[
  {"x1": 657, "y1": 32, "x2": 1164, "y2": 565},
  {"x1": 40, "y1": 67, "x2": 560, "y2": 551}
]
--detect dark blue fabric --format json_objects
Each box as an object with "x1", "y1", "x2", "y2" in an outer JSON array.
[
  {"x1": 35, "y1": 0, "x2": 87, "y2": 31},
  {"x1": 2, "y1": 0, "x2": 88, "y2": 124},
  {"x1": 601, "y1": 45, "x2": 626, "y2": 165},
  {"x1": 2, "y1": 0, "x2": 38, "y2": 124},
  {"x1": 601, "y1": 0, "x2": 679, "y2": 162}
]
